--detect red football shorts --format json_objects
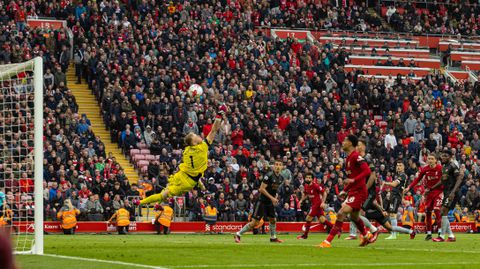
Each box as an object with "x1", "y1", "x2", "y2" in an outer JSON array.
[
  {"x1": 308, "y1": 203, "x2": 325, "y2": 217},
  {"x1": 344, "y1": 192, "x2": 366, "y2": 210},
  {"x1": 425, "y1": 190, "x2": 443, "y2": 211}
]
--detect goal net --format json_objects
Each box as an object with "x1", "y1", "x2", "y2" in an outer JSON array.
[{"x1": 0, "y1": 57, "x2": 43, "y2": 254}]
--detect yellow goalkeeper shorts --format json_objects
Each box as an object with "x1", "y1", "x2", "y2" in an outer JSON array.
[{"x1": 167, "y1": 171, "x2": 198, "y2": 197}]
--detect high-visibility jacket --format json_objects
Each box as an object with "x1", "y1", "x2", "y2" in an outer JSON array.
[
  {"x1": 57, "y1": 208, "x2": 80, "y2": 229},
  {"x1": 0, "y1": 209, "x2": 13, "y2": 226},
  {"x1": 205, "y1": 206, "x2": 217, "y2": 217},
  {"x1": 327, "y1": 211, "x2": 337, "y2": 224},
  {"x1": 402, "y1": 206, "x2": 414, "y2": 227},
  {"x1": 461, "y1": 213, "x2": 469, "y2": 222},
  {"x1": 454, "y1": 212, "x2": 461, "y2": 222},
  {"x1": 157, "y1": 206, "x2": 174, "y2": 227},
  {"x1": 109, "y1": 208, "x2": 130, "y2": 227}
]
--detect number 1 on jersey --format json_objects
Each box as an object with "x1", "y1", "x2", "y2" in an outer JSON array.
[{"x1": 190, "y1": 155, "x2": 194, "y2": 168}]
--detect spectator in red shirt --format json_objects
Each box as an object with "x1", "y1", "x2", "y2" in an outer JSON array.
[
  {"x1": 337, "y1": 127, "x2": 348, "y2": 144},
  {"x1": 277, "y1": 112, "x2": 291, "y2": 131},
  {"x1": 78, "y1": 185, "x2": 92, "y2": 199},
  {"x1": 231, "y1": 126, "x2": 244, "y2": 149},
  {"x1": 202, "y1": 118, "x2": 213, "y2": 138}
]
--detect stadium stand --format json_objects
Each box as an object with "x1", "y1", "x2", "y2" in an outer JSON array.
[{"x1": 0, "y1": 0, "x2": 479, "y2": 225}]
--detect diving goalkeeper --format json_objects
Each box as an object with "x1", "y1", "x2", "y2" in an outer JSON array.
[{"x1": 139, "y1": 108, "x2": 225, "y2": 205}]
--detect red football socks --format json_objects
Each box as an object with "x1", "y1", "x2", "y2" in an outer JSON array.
[
  {"x1": 304, "y1": 221, "x2": 311, "y2": 236},
  {"x1": 326, "y1": 221, "x2": 343, "y2": 242}
]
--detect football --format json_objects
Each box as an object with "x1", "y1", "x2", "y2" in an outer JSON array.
[{"x1": 188, "y1": 84, "x2": 203, "y2": 98}]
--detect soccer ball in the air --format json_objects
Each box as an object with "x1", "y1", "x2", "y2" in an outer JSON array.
[{"x1": 188, "y1": 84, "x2": 203, "y2": 98}]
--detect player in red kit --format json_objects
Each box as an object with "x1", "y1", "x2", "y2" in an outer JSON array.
[
  {"x1": 297, "y1": 173, "x2": 334, "y2": 240},
  {"x1": 318, "y1": 135, "x2": 373, "y2": 248},
  {"x1": 404, "y1": 153, "x2": 443, "y2": 240}
]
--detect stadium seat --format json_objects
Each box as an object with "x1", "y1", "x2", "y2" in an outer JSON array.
[
  {"x1": 132, "y1": 153, "x2": 144, "y2": 160},
  {"x1": 130, "y1": 149, "x2": 140, "y2": 158},
  {"x1": 140, "y1": 149, "x2": 151, "y2": 155},
  {"x1": 145, "y1": 155, "x2": 155, "y2": 161},
  {"x1": 137, "y1": 160, "x2": 149, "y2": 169}
]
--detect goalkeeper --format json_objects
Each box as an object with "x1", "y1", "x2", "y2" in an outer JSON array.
[{"x1": 140, "y1": 107, "x2": 226, "y2": 205}]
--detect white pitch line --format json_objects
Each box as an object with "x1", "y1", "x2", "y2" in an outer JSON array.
[
  {"x1": 171, "y1": 261, "x2": 480, "y2": 268},
  {"x1": 38, "y1": 254, "x2": 480, "y2": 269},
  {"x1": 43, "y1": 254, "x2": 169, "y2": 269}
]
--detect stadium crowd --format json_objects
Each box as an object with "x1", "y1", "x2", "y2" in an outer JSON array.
[
  {"x1": 0, "y1": 0, "x2": 138, "y2": 222},
  {"x1": 0, "y1": 0, "x2": 479, "y2": 229},
  {"x1": 383, "y1": 0, "x2": 480, "y2": 35}
]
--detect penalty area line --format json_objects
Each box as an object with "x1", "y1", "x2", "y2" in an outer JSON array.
[
  {"x1": 171, "y1": 261, "x2": 480, "y2": 268},
  {"x1": 43, "y1": 254, "x2": 169, "y2": 269}
]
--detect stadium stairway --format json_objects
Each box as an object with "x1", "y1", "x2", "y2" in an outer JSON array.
[{"x1": 66, "y1": 66, "x2": 139, "y2": 184}]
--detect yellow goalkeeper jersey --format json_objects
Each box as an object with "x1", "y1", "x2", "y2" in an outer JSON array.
[{"x1": 179, "y1": 140, "x2": 209, "y2": 177}]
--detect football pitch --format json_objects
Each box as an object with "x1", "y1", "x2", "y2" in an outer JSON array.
[{"x1": 17, "y1": 233, "x2": 480, "y2": 269}]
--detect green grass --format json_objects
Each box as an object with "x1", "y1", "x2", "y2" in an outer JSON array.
[{"x1": 17, "y1": 233, "x2": 480, "y2": 269}]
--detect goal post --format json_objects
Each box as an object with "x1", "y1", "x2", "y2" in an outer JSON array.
[
  {"x1": 33, "y1": 56, "x2": 44, "y2": 255},
  {"x1": 0, "y1": 57, "x2": 43, "y2": 254}
]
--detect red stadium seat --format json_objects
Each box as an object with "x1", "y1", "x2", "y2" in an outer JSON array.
[
  {"x1": 137, "y1": 160, "x2": 149, "y2": 169},
  {"x1": 145, "y1": 155, "x2": 155, "y2": 161},
  {"x1": 130, "y1": 149, "x2": 140, "y2": 159},
  {"x1": 132, "y1": 155, "x2": 145, "y2": 166},
  {"x1": 140, "y1": 149, "x2": 150, "y2": 155}
]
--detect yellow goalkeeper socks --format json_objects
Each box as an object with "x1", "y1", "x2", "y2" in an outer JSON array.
[{"x1": 140, "y1": 193, "x2": 165, "y2": 205}]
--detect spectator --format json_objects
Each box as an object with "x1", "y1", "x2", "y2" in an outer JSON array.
[
  {"x1": 86, "y1": 194, "x2": 103, "y2": 221},
  {"x1": 219, "y1": 199, "x2": 235, "y2": 222},
  {"x1": 183, "y1": 118, "x2": 199, "y2": 135},
  {"x1": 384, "y1": 129, "x2": 397, "y2": 148},
  {"x1": 101, "y1": 193, "x2": 113, "y2": 219},
  {"x1": 404, "y1": 114, "x2": 417, "y2": 137},
  {"x1": 279, "y1": 203, "x2": 295, "y2": 221},
  {"x1": 466, "y1": 185, "x2": 479, "y2": 211},
  {"x1": 235, "y1": 193, "x2": 249, "y2": 221}
]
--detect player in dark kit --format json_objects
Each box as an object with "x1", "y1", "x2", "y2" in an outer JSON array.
[
  {"x1": 433, "y1": 149, "x2": 463, "y2": 242},
  {"x1": 383, "y1": 161, "x2": 409, "y2": 240},
  {"x1": 353, "y1": 140, "x2": 416, "y2": 243},
  {"x1": 234, "y1": 160, "x2": 284, "y2": 243},
  {"x1": 404, "y1": 153, "x2": 443, "y2": 240},
  {"x1": 297, "y1": 173, "x2": 334, "y2": 239},
  {"x1": 318, "y1": 135, "x2": 373, "y2": 248}
]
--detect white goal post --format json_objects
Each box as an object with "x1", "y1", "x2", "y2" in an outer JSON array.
[{"x1": 0, "y1": 57, "x2": 43, "y2": 254}]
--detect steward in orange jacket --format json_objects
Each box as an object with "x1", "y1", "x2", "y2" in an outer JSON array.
[
  {"x1": 154, "y1": 204, "x2": 174, "y2": 235},
  {"x1": 108, "y1": 205, "x2": 130, "y2": 234},
  {"x1": 56, "y1": 199, "x2": 80, "y2": 234}
]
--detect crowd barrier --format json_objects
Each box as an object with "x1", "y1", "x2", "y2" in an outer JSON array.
[{"x1": 14, "y1": 221, "x2": 476, "y2": 234}]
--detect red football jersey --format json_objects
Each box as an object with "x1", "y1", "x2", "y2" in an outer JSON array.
[
  {"x1": 304, "y1": 181, "x2": 324, "y2": 205},
  {"x1": 343, "y1": 150, "x2": 370, "y2": 196},
  {"x1": 409, "y1": 164, "x2": 444, "y2": 191}
]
